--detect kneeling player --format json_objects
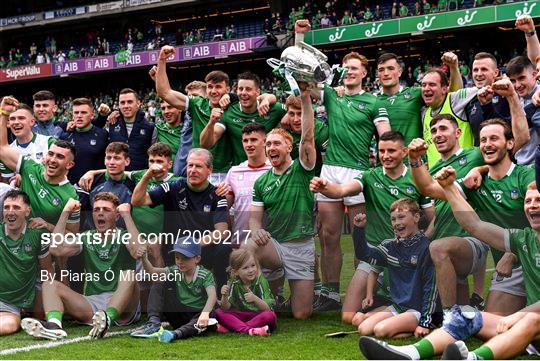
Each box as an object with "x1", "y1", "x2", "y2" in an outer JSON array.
[
  {"x1": 0, "y1": 190, "x2": 53, "y2": 336},
  {"x1": 21, "y1": 193, "x2": 142, "y2": 340}
]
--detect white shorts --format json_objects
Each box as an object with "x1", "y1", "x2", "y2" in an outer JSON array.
[
  {"x1": 0, "y1": 299, "x2": 21, "y2": 317},
  {"x1": 316, "y1": 165, "x2": 365, "y2": 205},
  {"x1": 272, "y1": 238, "x2": 315, "y2": 280},
  {"x1": 356, "y1": 261, "x2": 385, "y2": 285},
  {"x1": 84, "y1": 292, "x2": 141, "y2": 326},
  {"x1": 387, "y1": 305, "x2": 421, "y2": 321},
  {"x1": 457, "y1": 237, "x2": 489, "y2": 284},
  {"x1": 489, "y1": 266, "x2": 526, "y2": 297},
  {"x1": 209, "y1": 172, "x2": 227, "y2": 185}
]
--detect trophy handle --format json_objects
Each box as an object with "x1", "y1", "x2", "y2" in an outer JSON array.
[
  {"x1": 266, "y1": 58, "x2": 281, "y2": 70},
  {"x1": 296, "y1": 41, "x2": 328, "y2": 62}
]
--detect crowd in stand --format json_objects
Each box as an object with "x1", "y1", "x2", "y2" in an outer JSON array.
[{"x1": 1, "y1": 14, "x2": 540, "y2": 361}]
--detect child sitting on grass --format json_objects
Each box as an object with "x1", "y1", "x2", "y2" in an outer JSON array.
[
  {"x1": 138, "y1": 236, "x2": 217, "y2": 343},
  {"x1": 352, "y1": 198, "x2": 441, "y2": 338},
  {"x1": 216, "y1": 249, "x2": 277, "y2": 336}
]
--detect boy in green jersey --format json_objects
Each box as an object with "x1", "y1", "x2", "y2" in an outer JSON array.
[
  {"x1": 139, "y1": 236, "x2": 217, "y2": 343},
  {"x1": 0, "y1": 190, "x2": 53, "y2": 336},
  {"x1": 21, "y1": 193, "x2": 142, "y2": 340},
  {"x1": 310, "y1": 131, "x2": 434, "y2": 324},
  {"x1": 248, "y1": 86, "x2": 317, "y2": 320},
  {"x1": 360, "y1": 168, "x2": 540, "y2": 360}
]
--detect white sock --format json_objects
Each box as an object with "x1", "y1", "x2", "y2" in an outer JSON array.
[
  {"x1": 327, "y1": 291, "x2": 340, "y2": 302},
  {"x1": 389, "y1": 344, "x2": 420, "y2": 360},
  {"x1": 467, "y1": 352, "x2": 478, "y2": 360},
  {"x1": 48, "y1": 318, "x2": 62, "y2": 328},
  {"x1": 455, "y1": 341, "x2": 471, "y2": 359}
]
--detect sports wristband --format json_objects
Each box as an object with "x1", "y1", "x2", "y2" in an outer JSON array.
[
  {"x1": 0, "y1": 109, "x2": 10, "y2": 116},
  {"x1": 525, "y1": 30, "x2": 536, "y2": 38},
  {"x1": 410, "y1": 159, "x2": 424, "y2": 168}
]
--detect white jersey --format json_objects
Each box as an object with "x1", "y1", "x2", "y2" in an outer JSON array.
[{"x1": 0, "y1": 133, "x2": 53, "y2": 178}]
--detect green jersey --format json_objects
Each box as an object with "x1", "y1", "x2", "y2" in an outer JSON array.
[
  {"x1": 187, "y1": 96, "x2": 231, "y2": 173},
  {"x1": 127, "y1": 170, "x2": 181, "y2": 236},
  {"x1": 355, "y1": 167, "x2": 432, "y2": 245},
  {"x1": 291, "y1": 119, "x2": 329, "y2": 176},
  {"x1": 155, "y1": 122, "x2": 181, "y2": 160},
  {"x1": 166, "y1": 265, "x2": 215, "y2": 310},
  {"x1": 375, "y1": 87, "x2": 423, "y2": 146},
  {"x1": 505, "y1": 228, "x2": 540, "y2": 306},
  {"x1": 429, "y1": 148, "x2": 484, "y2": 240},
  {"x1": 252, "y1": 160, "x2": 315, "y2": 242},
  {"x1": 0, "y1": 225, "x2": 48, "y2": 308},
  {"x1": 80, "y1": 229, "x2": 136, "y2": 296},
  {"x1": 218, "y1": 102, "x2": 286, "y2": 165},
  {"x1": 17, "y1": 156, "x2": 79, "y2": 225},
  {"x1": 227, "y1": 274, "x2": 275, "y2": 312},
  {"x1": 457, "y1": 163, "x2": 535, "y2": 264},
  {"x1": 323, "y1": 85, "x2": 389, "y2": 170}
]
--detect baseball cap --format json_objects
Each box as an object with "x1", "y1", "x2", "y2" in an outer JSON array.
[{"x1": 169, "y1": 236, "x2": 201, "y2": 258}]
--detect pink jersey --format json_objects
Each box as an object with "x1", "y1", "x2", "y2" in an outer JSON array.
[{"x1": 225, "y1": 160, "x2": 271, "y2": 247}]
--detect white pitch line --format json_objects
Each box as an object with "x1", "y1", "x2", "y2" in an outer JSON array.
[{"x1": 0, "y1": 328, "x2": 135, "y2": 356}]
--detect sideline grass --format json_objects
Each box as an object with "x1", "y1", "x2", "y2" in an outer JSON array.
[{"x1": 2, "y1": 235, "x2": 531, "y2": 360}]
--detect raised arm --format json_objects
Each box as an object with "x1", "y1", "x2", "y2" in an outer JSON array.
[
  {"x1": 0, "y1": 96, "x2": 22, "y2": 172},
  {"x1": 408, "y1": 138, "x2": 446, "y2": 199},
  {"x1": 155, "y1": 46, "x2": 188, "y2": 111},
  {"x1": 299, "y1": 87, "x2": 316, "y2": 170},
  {"x1": 492, "y1": 78, "x2": 530, "y2": 154},
  {"x1": 436, "y1": 166, "x2": 506, "y2": 250},
  {"x1": 199, "y1": 108, "x2": 225, "y2": 149},
  {"x1": 516, "y1": 15, "x2": 540, "y2": 64},
  {"x1": 442, "y1": 51, "x2": 463, "y2": 92},
  {"x1": 50, "y1": 199, "x2": 83, "y2": 257},
  {"x1": 131, "y1": 166, "x2": 159, "y2": 206},
  {"x1": 117, "y1": 203, "x2": 142, "y2": 259}
]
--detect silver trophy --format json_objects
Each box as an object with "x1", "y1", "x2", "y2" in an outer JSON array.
[{"x1": 267, "y1": 41, "x2": 336, "y2": 96}]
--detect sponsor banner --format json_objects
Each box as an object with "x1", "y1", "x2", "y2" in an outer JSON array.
[
  {"x1": 0, "y1": 37, "x2": 264, "y2": 82},
  {"x1": 0, "y1": 64, "x2": 52, "y2": 82},
  {"x1": 306, "y1": 1, "x2": 539, "y2": 45},
  {"x1": 88, "y1": 1, "x2": 124, "y2": 13},
  {"x1": 0, "y1": 14, "x2": 39, "y2": 27}
]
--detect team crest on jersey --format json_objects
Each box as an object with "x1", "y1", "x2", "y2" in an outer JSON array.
[
  {"x1": 410, "y1": 255, "x2": 418, "y2": 265},
  {"x1": 458, "y1": 157, "x2": 467, "y2": 166},
  {"x1": 36, "y1": 152, "x2": 44, "y2": 160},
  {"x1": 510, "y1": 188, "x2": 519, "y2": 200},
  {"x1": 90, "y1": 139, "x2": 97, "y2": 146},
  {"x1": 406, "y1": 186, "x2": 414, "y2": 194},
  {"x1": 358, "y1": 102, "x2": 366, "y2": 110},
  {"x1": 177, "y1": 198, "x2": 188, "y2": 210},
  {"x1": 403, "y1": 92, "x2": 411, "y2": 99},
  {"x1": 52, "y1": 197, "x2": 61, "y2": 206},
  {"x1": 24, "y1": 243, "x2": 33, "y2": 253},
  {"x1": 470, "y1": 104, "x2": 477, "y2": 115},
  {"x1": 114, "y1": 125, "x2": 121, "y2": 132},
  {"x1": 98, "y1": 249, "x2": 110, "y2": 260},
  {"x1": 140, "y1": 129, "x2": 146, "y2": 135},
  {"x1": 203, "y1": 205, "x2": 211, "y2": 213}
]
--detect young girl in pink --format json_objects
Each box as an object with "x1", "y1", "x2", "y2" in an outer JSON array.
[{"x1": 216, "y1": 249, "x2": 277, "y2": 336}]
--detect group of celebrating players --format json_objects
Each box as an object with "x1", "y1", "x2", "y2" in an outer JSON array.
[{"x1": 1, "y1": 15, "x2": 540, "y2": 360}]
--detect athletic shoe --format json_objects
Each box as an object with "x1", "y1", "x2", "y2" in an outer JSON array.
[
  {"x1": 313, "y1": 295, "x2": 341, "y2": 312},
  {"x1": 312, "y1": 294, "x2": 321, "y2": 308},
  {"x1": 248, "y1": 325, "x2": 269, "y2": 336},
  {"x1": 274, "y1": 298, "x2": 291, "y2": 313},
  {"x1": 21, "y1": 318, "x2": 67, "y2": 340},
  {"x1": 469, "y1": 292, "x2": 485, "y2": 311},
  {"x1": 216, "y1": 324, "x2": 229, "y2": 334},
  {"x1": 89, "y1": 310, "x2": 111, "y2": 339},
  {"x1": 158, "y1": 329, "x2": 175, "y2": 343},
  {"x1": 130, "y1": 322, "x2": 162, "y2": 338},
  {"x1": 442, "y1": 341, "x2": 470, "y2": 360},
  {"x1": 359, "y1": 336, "x2": 412, "y2": 360}
]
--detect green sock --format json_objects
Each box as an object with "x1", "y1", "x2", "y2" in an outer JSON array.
[
  {"x1": 320, "y1": 284, "x2": 329, "y2": 296},
  {"x1": 106, "y1": 307, "x2": 120, "y2": 322},
  {"x1": 327, "y1": 282, "x2": 340, "y2": 301},
  {"x1": 413, "y1": 339, "x2": 435, "y2": 359},
  {"x1": 46, "y1": 310, "x2": 63, "y2": 328},
  {"x1": 473, "y1": 346, "x2": 494, "y2": 360}
]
